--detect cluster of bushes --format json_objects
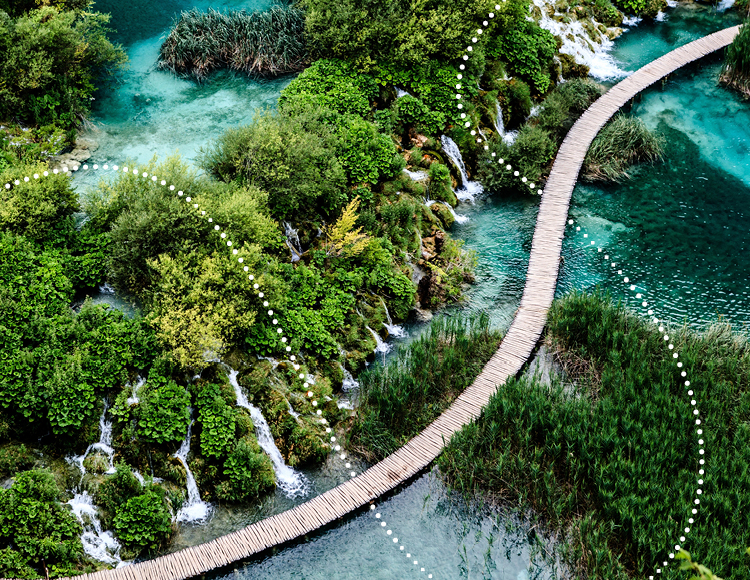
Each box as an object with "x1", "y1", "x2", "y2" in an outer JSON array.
[
  {"x1": 0, "y1": 0, "x2": 126, "y2": 130},
  {"x1": 439, "y1": 291, "x2": 750, "y2": 580}
]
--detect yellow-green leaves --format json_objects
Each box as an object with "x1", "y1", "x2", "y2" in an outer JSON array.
[{"x1": 323, "y1": 196, "x2": 369, "y2": 258}]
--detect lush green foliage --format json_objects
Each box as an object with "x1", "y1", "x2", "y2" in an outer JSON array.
[
  {"x1": 112, "y1": 489, "x2": 172, "y2": 552},
  {"x1": 301, "y1": 0, "x2": 496, "y2": 70},
  {"x1": 135, "y1": 375, "x2": 190, "y2": 445},
  {"x1": 0, "y1": 3, "x2": 126, "y2": 129},
  {"x1": 95, "y1": 464, "x2": 144, "y2": 527},
  {"x1": 279, "y1": 58, "x2": 379, "y2": 117},
  {"x1": 158, "y1": 5, "x2": 306, "y2": 81},
  {"x1": 439, "y1": 291, "x2": 750, "y2": 580},
  {"x1": 218, "y1": 437, "x2": 276, "y2": 502},
  {"x1": 349, "y1": 314, "x2": 501, "y2": 460},
  {"x1": 336, "y1": 116, "x2": 405, "y2": 185},
  {"x1": 0, "y1": 470, "x2": 83, "y2": 579},
  {"x1": 195, "y1": 382, "x2": 235, "y2": 459},
  {"x1": 721, "y1": 19, "x2": 750, "y2": 98},
  {"x1": 486, "y1": 19, "x2": 557, "y2": 94},
  {"x1": 582, "y1": 114, "x2": 664, "y2": 181}
]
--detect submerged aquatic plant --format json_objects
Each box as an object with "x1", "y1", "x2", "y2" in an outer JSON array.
[
  {"x1": 582, "y1": 114, "x2": 664, "y2": 182},
  {"x1": 158, "y1": 5, "x2": 307, "y2": 81}
]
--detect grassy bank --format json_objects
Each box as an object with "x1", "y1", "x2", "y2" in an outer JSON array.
[
  {"x1": 158, "y1": 5, "x2": 307, "y2": 81},
  {"x1": 348, "y1": 313, "x2": 502, "y2": 461},
  {"x1": 720, "y1": 18, "x2": 750, "y2": 99},
  {"x1": 438, "y1": 291, "x2": 750, "y2": 580}
]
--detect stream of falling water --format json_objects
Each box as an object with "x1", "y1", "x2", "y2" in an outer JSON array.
[{"x1": 173, "y1": 412, "x2": 213, "y2": 523}]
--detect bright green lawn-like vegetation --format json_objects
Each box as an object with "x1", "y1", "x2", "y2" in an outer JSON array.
[{"x1": 438, "y1": 291, "x2": 750, "y2": 580}]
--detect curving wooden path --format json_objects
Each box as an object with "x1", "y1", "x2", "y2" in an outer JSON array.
[{"x1": 48, "y1": 25, "x2": 740, "y2": 580}]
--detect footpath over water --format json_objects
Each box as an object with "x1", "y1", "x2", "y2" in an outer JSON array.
[{"x1": 45, "y1": 25, "x2": 740, "y2": 580}]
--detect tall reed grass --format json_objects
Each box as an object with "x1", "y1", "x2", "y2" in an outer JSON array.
[
  {"x1": 158, "y1": 5, "x2": 307, "y2": 82},
  {"x1": 348, "y1": 313, "x2": 502, "y2": 462},
  {"x1": 582, "y1": 114, "x2": 664, "y2": 182},
  {"x1": 439, "y1": 290, "x2": 750, "y2": 580},
  {"x1": 720, "y1": 19, "x2": 750, "y2": 98}
]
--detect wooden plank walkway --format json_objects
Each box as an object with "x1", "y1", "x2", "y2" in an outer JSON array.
[{"x1": 40, "y1": 25, "x2": 739, "y2": 580}]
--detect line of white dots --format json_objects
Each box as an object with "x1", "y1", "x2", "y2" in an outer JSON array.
[
  {"x1": 369, "y1": 506, "x2": 434, "y2": 578},
  {"x1": 455, "y1": 1, "x2": 542, "y2": 196},
  {"x1": 567, "y1": 218, "x2": 706, "y2": 578},
  {"x1": 5, "y1": 164, "x2": 361, "y2": 480}
]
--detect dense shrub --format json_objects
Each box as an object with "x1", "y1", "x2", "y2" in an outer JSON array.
[
  {"x1": 0, "y1": 470, "x2": 83, "y2": 578},
  {"x1": 0, "y1": 4, "x2": 126, "y2": 129},
  {"x1": 158, "y1": 5, "x2": 306, "y2": 81},
  {"x1": 135, "y1": 377, "x2": 190, "y2": 445},
  {"x1": 195, "y1": 383, "x2": 235, "y2": 459},
  {"x1": 336, "y1": 116, "x2": 404, "y2": 184},
  {"x1": 112, "y1": 489, "x2": 172, "y2": 553},
  {"x1": 393, "y1": 95, "x2": 446, "y2": 136},
  {"x1": 0, "y1": 444, "x2": 35, "y2": 477},
  {"x1": 218, "y1": 437, "x2": 276, "y2": 502},
  {"x1": 720, "y1": 18, "x2": 750, "y2": 98},
  {"x1": 95, "y1": 463, "x2": 143, "y2": 527},
  {"x1": 493, "y1": 78, "x2": 533, "y2": 130},
  {"x1": 486, "y1": 19, "x2": 557, "y2": 94},
  {"x1": 279, "y1": 58, "x2": 379, "y2": 117}
]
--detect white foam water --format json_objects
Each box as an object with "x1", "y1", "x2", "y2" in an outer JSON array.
[
  {"x1": 283, "y1": 221, "x2": 302, "y2": 263},
  {"x1": 67, "y1": 492, "x2": 122, "y2": 566},
  {"x1": 395, "y1": 87, "x2": 412, "y2": 98},
  {"x1": 366, "y1": 325, "x2": 392, "y2": 355},
  {"x1": 379, "y1": 298, "x2": 408, "y2": 338},
  {"x1": 227, "y1": 368, "x2": 309, "y2": 499},
  {"x1": 440, "y1": 135, "x2": 484, "y2": 203},
  {"x1": 98, "y1": 282, "x2": 116, "y2": 295},
  {"x1": 403, "y1": 168, "x2": 429, "y2": 181},
  {"x1": 621, "y1": 14, "x2": 643, "y2": 26},
  {"x1": 125, "y1": 376, "x2": 146, "y2": 406},
  {"x1": 173, "y1": 414, "x2": 212, "y2": 523},
  {"x1": 425, "y1": 199, "x2": 470, "y2": 225},
  {"x1": 531, "y1": 0, "x2": 630, "y2": 81},
  {"x1": 67, "y1": 400, "x2": 116, "y2": 478},
  {"x1": 716, "y1": 0, "x2": 734, "y2": 10}
]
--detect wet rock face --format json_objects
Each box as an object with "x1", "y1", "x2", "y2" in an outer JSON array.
[{"x1": 49, "y1": 137, "x2": 99, "y2": 170}]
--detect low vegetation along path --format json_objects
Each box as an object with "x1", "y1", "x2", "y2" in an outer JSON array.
[{"x1": 56, "y1": 25, "x2": 740, "y2": 580}]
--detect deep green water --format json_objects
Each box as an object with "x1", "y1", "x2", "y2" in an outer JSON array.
[{"x1": 67, "y1": 0, "x2": 750, "y2": 575}]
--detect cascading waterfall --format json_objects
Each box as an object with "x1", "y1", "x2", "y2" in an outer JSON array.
[
  {"x1": 173, "y1": 413, "x2": 212, "y2": 523},
  {"x1": 283, "y1": 221, "x2": 303, "y2": 263},
  {"x1": 395, "y1": 87, "x2": 412, "y2": 98},
  {"x1": 226, "y1": 368, "x2": 309, "y2": 498},
  {"x1": 494, "y1": 103, "x2": 518, "y2": 146},
  {"x1": 439, "y1": 135, "x2": 484, "y2": 203},
  {"x1": 125, "y1": 376, "x2": 146, "y2": 406},
  {"x1": 379, "y1": 297, "x2": 407, "y2": 338},
  {"x1": 66, "y1": 400, "x2": 122, "y2": 566},
  {"x1": 67, "y1": 492, "x2": 123, "y2": 566},
  {"x1": 403, "y1": 167, "x2": 429, "y2": 181},
  {"x1": 530, "y1": 0, "x2": 628, "y2": 81},
  {"x1": 366, "y1": 325, "x2": 392, "y2": 355},
  {"x1": 425, "y1": 199, "x2": 469, "y2": 225}
]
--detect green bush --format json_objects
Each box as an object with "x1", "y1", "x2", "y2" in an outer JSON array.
[
  {"x1": 494, "y1": 78, "x2": 533, "y2": 130},
  {"x1": 428, "y1": 162, "x2": 457, "y2": 205},
  {"x1": 279, "y1": 58, "x2": 379, "y2": 117},
  {"x1": 218, "y1": 437, "x2": 276, "y2": 502},
  {"x1": 336, "y1": 116, "x2": 404, "y2": 184},
  {"x1": 0, "y1": 470, "x2": 83, "y2": 578},
  {"x1": 0, "y1": 444, "x2": 35, "y2": 478},
  {"x1": 487, "y1": 19, "x2": 557, "y2": 94},
  {"x1": 720, "y1": 18, "x2": 750, "y2": 97},
  {"x1": 393, "y1": 95, "x2": 446, "y2": 136},
  {"x1": 0, "y1": 4, "x2": 126, "y2": 129},
  {"x1": 195, "y1": 383, "x2": 235, "y2": 459},
  {"x1": 593, "y1": 0, "x2": 623, "y2": 26},
  {"x1": 136, "y1": 377, "x2": 190, "y2": 445},
  {"x1": 95, "y1": 463, "x2": 143, "y2": 526},
  {"x1": 112, "y1": 489, "x2": 172, "y2": 553}
]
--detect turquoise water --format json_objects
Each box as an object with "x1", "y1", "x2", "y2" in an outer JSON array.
[{"x1": 72, "y1": 0, "x2": 293, "y2": 195}]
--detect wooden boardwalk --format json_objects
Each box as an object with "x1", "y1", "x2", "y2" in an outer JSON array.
[{"x1": 45, "y1": 25, "x2": 739, "y2": 580}]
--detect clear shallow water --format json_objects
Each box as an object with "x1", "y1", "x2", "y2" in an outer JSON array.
[
  {"x1": 209, "y1": 471, "x2": 560, "y2": 580},
  {"x1": 72, "y1": 0, "x2": 293, "y2": 194}
]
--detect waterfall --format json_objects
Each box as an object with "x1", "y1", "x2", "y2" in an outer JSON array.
[
  {"x1": 403, "y1": 168, "x2": 429, "y2": 182},
  {"x1": 226, "y1": 368, "x2": 309, "y2": 498},
  {"x1": 439, "y1": 135, "x2": 484, "y2": 203},
  {"x1": 98, "y1": 282, "x2": 115, "y2": 295},
  {"x1": 425, "y1": 199, "x2": 469, "y2": 225},
  {"x1": 283, "y1": 221, "x2": 302, "y2": 263},
  {"x1": 530, "y1": 0, "x2": 628, "y2": 81},
  {"x1": 125, "y1": 376, "x2": 146, "y2": 406},
  {"x1": 716, "y1": 0, "x2": 735, "y2": 9},
  {"x1": 68, "y1": 400, "x2": 116, "y2": 479},
  {"x1": 395, "y1": 87, "x2": 412, "y2": 98},
  {"x1": 173, "y1": 414, "x2": 212, "y2": 523},
  {"x1": 286, "y1": 399, "x2": 301, "y2": 419},
  {"x1": 67, "y1": 492, "x2": 122, "y2": 566},
  {"x1": 366, "y1": 326, "x2": 392, "y2": 355},
  {"x1": 379, "y1": 298, "x2": 407, "y2": 338},
  {"x1": 494, "y1": 103, "x2": 518, "y2": 146}
]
